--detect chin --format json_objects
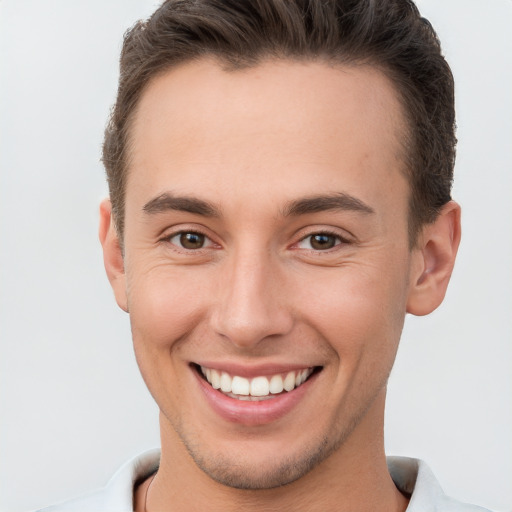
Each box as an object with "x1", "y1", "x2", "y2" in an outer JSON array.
[{"x1": 180, "y1": 432, "x2": 337, "y2": 490}]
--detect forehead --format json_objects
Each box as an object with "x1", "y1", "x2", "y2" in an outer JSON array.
[{"x1": 127, "y1": 59, "x2": 408, "y2": 216}]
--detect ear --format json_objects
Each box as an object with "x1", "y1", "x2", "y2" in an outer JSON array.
[
  {"x1": 99, "y1": 199, "x2": 128, "y2": 312},
  {"x1": 406, "y1": 201, "x2": 461, "y2": 316}
]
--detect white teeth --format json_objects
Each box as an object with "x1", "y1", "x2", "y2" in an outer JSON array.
[
  {"x1": 269, "y1": 374, "x2": 284, "y2": 394},
  {"x1": 200, "y1": 366, "x2": 314, "y2": 399},
  {"x1": 250, "y1": 376, "x2": 270, "y2": 397},
  {"x1": 211, "y1": 369, "x2": 221, "y2": 389},
  {"x1": 231, "y1": 376, "x2": 250, "y2": 395},
  {"x1": 283, "y1": 372, "x2": 296, "y2": 392},
  {"x1": 220, "y1": 372, "x2": 232, "y2": 393}
]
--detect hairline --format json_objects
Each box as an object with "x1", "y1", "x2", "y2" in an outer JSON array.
[{"x1": 116, "y1": 55, "x2": 426, "y2": 250}]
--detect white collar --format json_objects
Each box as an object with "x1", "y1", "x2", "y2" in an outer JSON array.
[{"x1": 38, "y1": 450, "x2": 491, "y2": 511}]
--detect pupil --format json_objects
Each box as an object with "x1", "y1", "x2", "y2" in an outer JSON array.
[
  {"x1": 311, "y1": 234, "x2": 335, "y2": 250},
  {"x1": 180, "y1": 232, "x2": 204, "y2": 249}
]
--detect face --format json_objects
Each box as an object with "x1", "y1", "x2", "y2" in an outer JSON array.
[{"x1": 114, "y1": 59, "x2": 420, "y2": 489}]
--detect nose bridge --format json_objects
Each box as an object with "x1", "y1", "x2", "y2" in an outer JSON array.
[{"x1": 212, "y1": 244, "x2": 292, "y2": 347}]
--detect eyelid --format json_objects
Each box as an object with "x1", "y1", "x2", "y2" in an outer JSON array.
[
  {"x1": 292, "y1": 228, "x2": 352, "y2": 251},
  {"x1": 296, "y1": 234, "x2": 339, "y2": 250},
  {"x1": 169, "y1": 232, "x2": 215, "y2": 249},
  {"x1": 159, "y1": 225, "x2": 220, "y2": 251}
]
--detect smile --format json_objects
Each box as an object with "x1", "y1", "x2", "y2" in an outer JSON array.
[
  {"x1": 199, "y1": 366, "x2": 315, "y2": 401},
  {"x1": 194, "y1": 363, "x2": 322, "y2": 425}
]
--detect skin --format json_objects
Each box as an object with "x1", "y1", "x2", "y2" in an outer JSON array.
[{"x1": 100, "y1": 59, "x2": 461, "y2": 511}]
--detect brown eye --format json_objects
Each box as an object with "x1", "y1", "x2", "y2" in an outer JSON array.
[
  {"x1": 297, "y1": 233, "x2": 342, "y2": 251},
  {"x1": 167, "y1": 230, "x2": 216, "y2": 251},
  {"x1": 179, "y1": 232, "x2": 205, "y2": 249},
  {"x1": 310, "y1": 234, "x2": 337, "y2": 250}
]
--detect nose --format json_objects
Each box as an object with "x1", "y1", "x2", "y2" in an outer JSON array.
[{"x1": 211, "y1": 250, "x2": 293, "y2": 349}]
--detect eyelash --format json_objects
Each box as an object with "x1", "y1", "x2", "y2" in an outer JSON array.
[
  {"x1": 160, "y1": 228, "x2": 349, "y2": 253},
  {"x1": 294, "y1": 230, "x2": 349, "y2": 252},
  {"x1": 161, "y1": 229, "x2": 216, "y2": 252}
]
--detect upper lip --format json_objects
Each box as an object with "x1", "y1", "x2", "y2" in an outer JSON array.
[{"x1": 192, "y1": 361, "x2": 321, "y2": 378}]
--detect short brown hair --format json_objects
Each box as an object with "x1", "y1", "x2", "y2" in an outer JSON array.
[{"x1": 102, "y1": 0, "x2": 456, "y2": 244}]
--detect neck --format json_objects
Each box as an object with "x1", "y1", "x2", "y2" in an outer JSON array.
[{"x1": 138, "y1": 393, "x2": 408, "y2": 512}]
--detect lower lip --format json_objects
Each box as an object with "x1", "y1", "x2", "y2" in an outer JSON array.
[{"x1": 194, "y1": 368, "x2": 318, "y2": 426}]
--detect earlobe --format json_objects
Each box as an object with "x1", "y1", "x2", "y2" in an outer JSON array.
[
  {"x1": 99, "y1": 199, "x2": 129, "y2": 312},
  {"x1": 406, "y1": 201, "x2": 461, "y2": 316}
]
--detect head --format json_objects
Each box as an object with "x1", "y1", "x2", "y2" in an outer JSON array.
[
  {"x1": 99, "y1": 0, "x2": 460, "y2": 493},
  {"x1": 102, "y1": 0, "x2": 456, "y2": 247}
]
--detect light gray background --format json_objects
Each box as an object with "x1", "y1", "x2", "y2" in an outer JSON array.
[{"x1": 0, "y1": 1, "x2": 511, "y2": 511}]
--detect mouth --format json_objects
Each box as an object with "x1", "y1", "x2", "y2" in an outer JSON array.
[{"x1": 194, "y1": 364, "x2": 321, "y2": 402}]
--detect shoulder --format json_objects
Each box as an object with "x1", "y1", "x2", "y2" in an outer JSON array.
[
  {"x1": 33, "y1": 488, "x2": 117, "y2": 512},
  {"x1": 387, "y1": 456, "x2": 493, "y2": 512},
  {"x1": 32, "y1": 449, "x2": 160, "y2": 512}
]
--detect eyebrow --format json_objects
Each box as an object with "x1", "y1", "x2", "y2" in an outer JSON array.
[
  {"x1": 143, "y1": 193, "x2": 221, "y2": 217},
  {"x1": 282, "y1": 193, "x2": 375, "y2": 217},
  {"x1": 142, "y1": 191, "x2": 374, "y2": 218}
]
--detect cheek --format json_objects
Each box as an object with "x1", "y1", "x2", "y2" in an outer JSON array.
[
  {"x1": 296, "y1": 261, "x2": 409, "y2": 362},
  {"x1": 125, "y1": 263, "x2": 214, "y2": 410},
  {"x1": 126, "y1": 261, "x2": 212, "y2": 350}
]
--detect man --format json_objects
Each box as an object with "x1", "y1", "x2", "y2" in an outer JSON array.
[{"x1": 37, "y1": 0, "x2": 490, "y2": 510}]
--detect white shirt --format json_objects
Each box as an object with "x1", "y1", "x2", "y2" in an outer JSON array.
[{"x1": 35, "y1": 449, "x2": 492, "y2": 511}]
